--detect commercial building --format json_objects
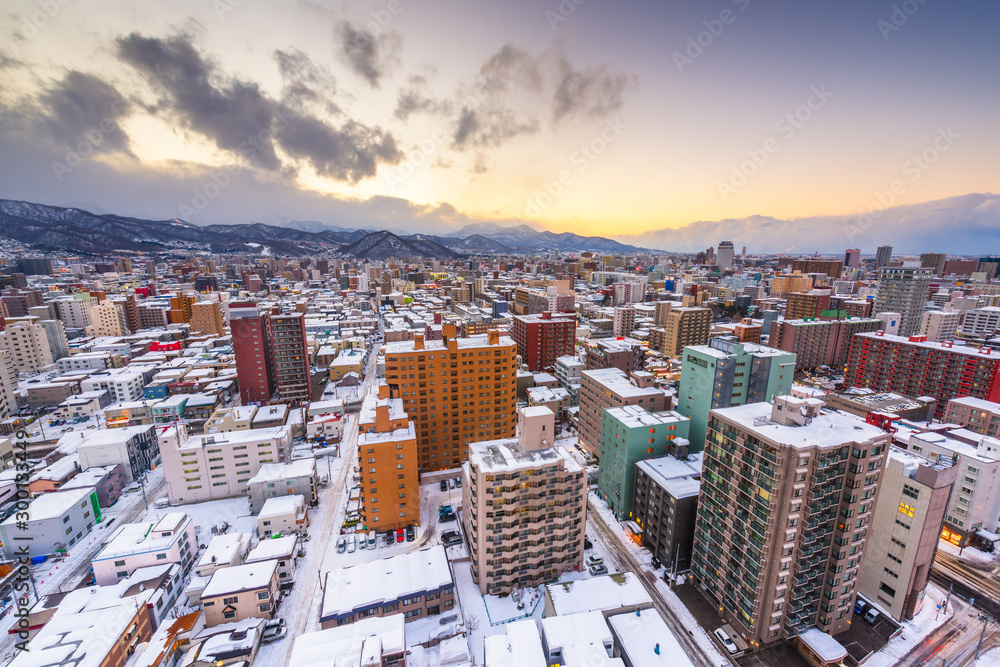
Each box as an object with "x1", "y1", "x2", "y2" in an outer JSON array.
[
  {"x1": 190, "y1": 300, "x2": 226, "y2": 336},
  {"x1": 230, "y1": 302, "x2": 276, "y2": 405},
  {"x1": 717, "y1": 241, "x2": 735, "y2": 270},
  {"x1": 845, "y1": 332, "x2": 1000, "y2": 417},
  {"x1": 678, "y1": 337, "x2": 795, "y2": 450},
  {"x1": 918, "y1": 310, "x2": 961, "y2": 342},
  {"x1": 383, "y1": 325, "x2": 517, "y2": 471},
  {"x1": 271, "y1": 311, "x2": 311, "y2": 404},
  {"x1": 463, "y1": 406, "x2": 586, "y2": 595},
  {"x1": 577, "y1": 368, "x2": 668, "y2": 456},
  {"x1": 657, "y1": 307, "x2": 711, "y2": 357},
  {"x1": 319, "y1": 546, "x2": 455, "y2": 628},
  {"x1": 691, "y1": 397, "x2": 890, "y2": 649},
  {"x1": 92, "y1": 513, "x2": 197, "y2": 585},
  {"x1": 0, "y1": 487, "x2": 100, "y2": 557},
  {"x1": 768, "y1": 318, "x2": 881, "y2": 369},
  {"x1": 78, "y1": 424, "x2": 160, "y2": 483},
  {"x1": 246, "y1": 459, "x2": 318, "y2": 513},
  {"x1": 597, "y1": 405, "x2": 690, "y2": 520},
  {"x1": 161, "y1": 426, "x2": 289, "y2": 504},
  {"x1": 511, "y1": 311, "x2": 576, "y2": 372},
  {"x1": 857, "y1": 447, "x2": 958, "y2": 622},
  {"x1": 201, "y1": 560, "x2": 279, "y2": 626},
  {"x1": 873, "y1": 266, "x2": 934, "y2": 337},
  {"x1": 357, "y1": 383, "x2": 419, "y2": 531},
  {"x1": 961, "y1": 306, "x2": 1000, "y2": 337},
  {"x1": 633, "y1": 454, "x2": 703, "y2": 573},
  {"x1": 944, "y1": 396, "x2": 1000, "y2": 438}
]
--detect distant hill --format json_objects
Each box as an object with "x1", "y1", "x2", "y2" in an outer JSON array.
[
  {"x1": 448, "y1": 221, "x2": 645, "y2": 254},
  {"x1": 333, "y1": 231, "x2": 460, "y2": 260}
]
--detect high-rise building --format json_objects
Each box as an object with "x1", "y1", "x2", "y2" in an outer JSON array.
[
  {"x1": 87, "y1": 300, "x2": 128, "y2": 337},
  {"x1": 16, "y1": 257, "x2": 53, "y2": 276},
  {"x1": 612, "y1": 305, "x2": 636, "y2": 338},
  {"x1": 0, "y1": 316, "x2": 55, "y2": 373},
  {"x1": 717, "y1": 241, "x2": 735, "y2": 270},
  {"x1": 857, "y1": 447, "x2": 957, "y2": 622},
  {"x1": 659, "y1": 307, "x2": 711, "y2": 357},
  {"x1": 1, "y1": 289, "x2": 43, "y2": 318},
  {"x1": 137, "y1": 305, "x2": 169, "y2": 330},
  {"x1": 875, "y1": 245, "x2": 893, "y2": 268},
  {"x1": 270, "y1": 312, "x2": 311, "y2": 405},
  {"x1": 846, "y1": 331, "x2": 1000, "y2": 417},
  {"x1": 0, "y1": 349, "x2": 15, "y2": 420},
  {"x1": 944, "y1": 396, "x2": 1000, "y2": 438},
  {"x1": 511, "y1": 312, "x2": 576, "y2": 372},
  {"x1": 357, "y1": 383, "x2": 419, "y2": 532},
  {"x1": 463, "y1": 406, "x2": 586, "y2": 595},
  {"x1": 768, "y1": 318, "x2": 881, "y2": 369},
  {"x1": 584, "y1": 338, "x2": 646, "y2": 374},
  {"x1": 792, "y1": 258, "x2": 843, "y2": 279},
  {"x1": 784, "y1": 290, "x2": 831, "y2": 320},
  {"x1": 597, "y1": 406, "x2": 690, "y2": 519},
  {"x1": 37, "y1": 319, "x2": 68, "y2": 362},
  {"x1": 977, "y1": 257, "x2": 1000, "y2": 281},
  {"x1": 677, "y1": 337, "x2": 795, "y2": 450},
  {"x1": 190, "y1": 301, "x2": 226, "y2": 337},
  {"x1": 384, "y1": 324, "x2": 517, "y2": 471},
  {"x1": 577, "y1": 368, "x2": 668, "y2": 456},
  {"x1": 961, "y1": 307, "x2": 1000, "y2": 337},
  {"x1": 770, "y1": 274, "x2": 812, "y2": 297},
  {"x1": 874, "y1": 266, "x2": 933, "y2": 336},
  {"x1": 168, "y1": 292, "x2": 197, "y2": 324},
  {"x1": 917, "y1": 310, "x2": 960, "y2": 342},
  {"x1": 844, "y1": 249, "x2": 861, "y2": 269},
  {"x1": 919, "y1": 253, "x2": 947, "y2": 276},
  {"x1": 691, "y1": 397, "x2": 890, "y2": 649},
  {"x1": 633, "y1": 453, "x2": 702, "y2": 574},
  {"x1": 653, "y1": 300, "x2": 674, "y2": 326},
  {"x1": 230, "y1": 302, "x2": 276, "y2": 405},
  {"x1": 55, "y1": 295, "x2": 96, "y2": 329}
]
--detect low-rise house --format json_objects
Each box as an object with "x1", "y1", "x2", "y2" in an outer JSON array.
[
  {"x1": 245, "y1": 534, "x2": 299, "y2": 587},
  {"x1": 92, "y1": 513, "x2": 197, "y2": 585},
  {"x1": 0, "y1": 487, "x2": 99, "y2": 557},
  {"x1": 78, "y1": 424, "x2": 160, "y2": 483},
  {"x1": 251, "y1": 404, "x2": 288, "y2": 429},
  {"x1": 246, "y1": 459, "x2": 318, "y2": 513},
  {"x1": 289, "y1": 614, "x2": 406, "y2": 667},
  {"x1": 201, "y1": 560, "x2": 279, "y2": 627},
  {"x1": 27, "y1": 455, "x2": 80, "y2": 494},
  {"x1": 204, "y1": 405, "x2": 258, "y2": 434},
  {"x1": 257, "y1": 494, "x2": 309, "y2": 538},
  {"x1": 59, "y1": 463, "x2": 128, "y2": 507}
]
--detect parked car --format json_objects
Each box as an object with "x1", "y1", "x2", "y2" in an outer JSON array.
[
  {"x1": 441, "y1": 530, "x2": 462, "y2": 547},
  {"x1": 650, "y1": 556, "x2": 662, "y2": 569},
  {"x1": 396, "y1": 528, "x2": 405, "y2": 543},
  {"x1": 853, "y1": 599, "x2": 867, "y2": 616},
  {"x1": 384, "y1": 530, "x2": 395, "y2": 547},
  {"x1": 455, "y1": 477, "x2": 462, "y2": 488},
  {"x1": 347, "y1": 535, "x2": 357, "y2": 553},
  {"x1": 585, "y1": 555, "x2": 603, "y2": 567},
  {"x1": 863, "y1": 608, "x2": 880, "y2": 625},
  {"x1": 584, "y1": 538, "x2": 593, "y2": 550},
  {"x1": 262, "y1": 626, "x2": 287, "y2": 644},
  {"x1": 440, "y1": 480, "x2": 449, "y2": 492},
  {"x1": 367, "y1": 531, "x2": 377, "y2": 549},
  {"x1": 439, "y1": 504, "x2": 453, "y2": 515},
  {"x1": 448, "y1": 478, "x2": 455, "y2": 489},
  {"x1": 265, "y1": 617, "x2": 285, "y2": 631},
  {"x1": 589, "y1": 563, "x2": 608, "y2": 576},
  {"x1": 406, "y1": 525, "x2": 415, "y2": 541},
  {"x1": 714, "y1": 628, "x2": 737, "y2": 655},
  {"x1": 439, "y1": 512, "x2": 456, "y2": 523},
  {"x1": 336, "y1": 538, "x2": 346, "y2": 553}
]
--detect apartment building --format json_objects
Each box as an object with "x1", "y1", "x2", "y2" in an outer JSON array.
[
  {"x1": 785, "y1": 290, "x2": 831, "y2": 320},
  {"x1": 204, "y1": 405, "x2": 258, "y2": 433},
  {"x1": 0, "y1": 487, "x2": 100, "y2": 557},
  {"x1": 138, "y1": 304, "x2": 169, "y2": 329},
  {"x1": 597, "y1": 405, "x2": 691, "y2": 520},
  {"x1": 876, "y1": 245, "x2": 893, "y2": 268},
  {"x1": 271, "y1": 311, "x2": 311, "y2": 404},
  {"x1": 230, "y1": 302, "x2": 276, "y2": 405},
  {"x1": 678, "y1": 337, "x2": 795, "y2": 451},
  {"x1": 92, "y1": 513, "x2": 197, "y2": 585},
  {"x1": 190, "y1": 300, "x2": 226, "y2": 336},
  {"x1": 0, "y1": 316, "x2": 55, "y2": 373},
  {"x1": 161, "y1": 426, "x2": 289, "y2": 504},
  {"x1": 88, "y1": 299, "x2": 129, "y2": 337},
  {"x1": 168, "y1": 292, "x2": 197, "y2": 324},
  {"x1": 613, "y1": 305, "x2": 636, "y2": 338},
  {"x1": 770, "y1": 273, "x2": 812, "y2": 297},
  {"x1": 691, "y1": 397, "x2": 890, "y2": 649},
  {"x1": 845, "y1": 332, "x2": 1000, "y2": 418},
  {"x1": 918, "y1": 310, "x2": 960, "y2": 342},
  {"x1": 633, "y1": 454, "x2": 703, "y2": 573},
  {"x1": 201, "y1": 560, "x2": 279, "y2": 626},
  {"x1": 0, "y1": 350, "x2": 15, "y2": 420},
  {"x1": 81, "y1": 368, "x2": 146, "y2": 403},
  {"x1": 657, "y1": 307, "x2": 711, "y2": 357},
  {"x1": 857, "y1": 447, "x2": 957, "y2": 622},
  {"x1": 383, "y1": 325, "x2": 517, "y2": 471},
  {"x1": 584, "y1": 338, "x2": 645, "y2": 374},
  {"x1": 247, "y1": 459, "x2": 318, "y2": 513},
  {"x1": 319, "y1": 546, "x2": 455, "y2": 628},
  {"x1": 873, "y1": 266, "x2": 934, "y2": 336},
  {"x1": 768, "y1": 318, "x2": 881, "y2": 369},
  {"x1": 554, "y1": 355, "x2": 584, "y2": 405},
  {"x1": 944, "y1": 396, "x2": 1000, "y2": 438},
  {"x1": 961, "y1": 306, "x2": 1000, "y2": 337},
  {"x1": 792, "y1": 258, "x2": 844, "y2": 279},
  {"x1": 511, "y1": 311, "x2": 576, "y2": 372},
  {"x1": 463, "y1": 406, "x2": 587, "y2": 595},
  {"x1": 78, "y1": 424, "x2": 160, "y2": 483},
  {"x1": 577, "y1": 367, "x2": 668, "y2": 456},
  {"x1": 357, "y1": 383, "x2": 419, "y2": 531}
]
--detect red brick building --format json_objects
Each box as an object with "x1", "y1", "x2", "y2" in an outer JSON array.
[
  {"x1": 230, "y1": 302, "x2": 276, "y2": 405},
  {"x1": 511, "y1": 312, "x2": 576, "y2": 372}
]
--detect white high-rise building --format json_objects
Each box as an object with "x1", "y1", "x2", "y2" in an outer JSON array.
[
  {"x1": 0, "y1": 350, "x2": 15, "y2": 420},
  {"x1": 0, "y1": 317, "x2": 55, "y2": 373},
  {"x1": 918, "y1": 310, "x2": 960, "y2": 342},
  {"x1": 717, "y1": 241, "x2": 735, "y2": 270},
  {"x1": 962, "y1": 306, "x2": 1000, "y2": 337},
  {"x1": 55, "y1": 296, "x2": 96, "y2": 329}
]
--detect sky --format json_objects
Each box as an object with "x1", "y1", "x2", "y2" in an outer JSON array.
[{"x1": 0, "y1": 0, "x2": 997, "y2": 250}]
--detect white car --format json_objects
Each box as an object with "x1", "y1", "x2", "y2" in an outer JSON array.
[
  {"x1": 347, "y1": 534, "x2": 357, "y2": 553},
  {"x1": 714, "y1": 628, "x2": 737, "y2": 655}
]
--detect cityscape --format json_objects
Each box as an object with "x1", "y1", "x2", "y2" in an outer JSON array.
[{"x1": 1, "y1": 2, "x2": 1000, "y2": 667}]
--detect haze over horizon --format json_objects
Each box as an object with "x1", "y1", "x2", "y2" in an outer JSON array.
[{"x1": 1, "y1": 0, "x2": 998, "y2": 250}]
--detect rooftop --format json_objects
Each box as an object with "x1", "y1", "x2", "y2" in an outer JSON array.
[
  {"x1": 607, "y1": 608, "x2": 695, "y2": 667},
  {"x1": 202, "y1": 559, "x2": 278, "y2": 597},
  {"x1": 605, "y1": 405, "x2": 689, "y2": 429},
  {"x1": 2, "y1": 487, "x2": 93, "y2": 524},
  {"x1": 246, "y1": 460, "x2": 316, "y2": 485},
  {"x1": 545, "y1": 572, "x2": 651, "y2": 617},
  {"x1": 713, "y1": 401, "x2": 888, "y2": 450},
  {"x1": 259, "y1": 494, "x2": 305, "y2": 519},
  {"x1": 288, "y1": 614, "x2": 406, "y2": 667},
  {"x1": 469, "y1": 437, "x2": 581, "y2": 474},
  {"x1": 93, "y1": 513, "x2": 191, "y2": 561}
]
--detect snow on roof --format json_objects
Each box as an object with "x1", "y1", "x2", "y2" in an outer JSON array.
[
  {"x1": 581, "y1": 368, "x2": 665, "y2": 399},
  {"x1": 193, "y1": 617, "x2": 266, "y2": 662},
  {"x1": 246, "y1": 534, "x2": 298, "y2": 563},
  {"x1": 79, "y1": 424, "x2": 154, "y2": 446},
  {"x1": 247, "y1": 460, "x2": 316, "y2": 485},
  {"x1": 948, "y1": 396, "x2": 1000, "y2": 412},
  {"x1": 321, "y1": 546, "x2": 453, "y2": 620},
  {"x1": 202, "y1": 560, "x2": 277, "y2": 598},
  {"x1": 484, "y1": 619, "x2": 546, "y2": 667},
  {"x1": 468, "y1": 438, "x2": 580, "y2": 474},
  {"x1": 259, "y1": 494, "x2": 305, "y2": 519},
  {"x1": 799, "y1": 628, "x2": 847, "y2": 662},
  {"x1": 713, "y1": 402, "x2": 887, "y2": 450},
  {"x1": 607, "y1": 608, "x2": 695, "y2": 667},
  {"x1": 605, "y1": 405, "x2": 689, "y2": 429},
  {"x1": 1, "y1": 487, "x2": 92, "y2": 524},
  {"x1": 289, "y1": 613, "x2": 406, "y2": 667},
  {"x1": 384, "y1": 334, "x2": 514, "y2": 354},
  {"x1": 198, "y1": 532, "x2": 250, "y2": 570},
  {"x1": 179, "y1": 426, "x2": 287, "y2": 451},
  {"x1": 359, "y1": 422, "x2": 417, "y2": 446},
  {"x1": 541, "y1": 612, "x2": 616, "y2": 665},
  {"x1": 93, "y1": 514, "x2": 191, "y2": 562},
  {"x1": 545, "y1": 572, "x2": 652, "y2": 617}
]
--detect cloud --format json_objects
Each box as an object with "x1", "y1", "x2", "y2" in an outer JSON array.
[
  {"x1": 614, "y1": 193, "x2": 1000, "y2": 254},
  {"x1": 477, "y1": 44, "x2": 543, "y2": 96},
  {"x1": 394, "y1": 75, "x2": 451, "y2": 121},
  {"x1": 451, "y1": 106, "x2": 539, "y2": 149},
  {"x1": 471, "y1": 152, "x2": 489, "y2": 174},
  {"x1": 552, "y1": 57, "x2": 633, "y2": 121},
  {"x1": 116, "y1": 31, "x2": 402, "y2": 183},
  {"x1": 335, "y1": 20, "x2": 401, "y2": 88},
  {"x1": 35, "y1": 71, "x2": 133, "y2": 156}
]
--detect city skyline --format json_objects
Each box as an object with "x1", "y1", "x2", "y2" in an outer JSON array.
[{"x1": 1, "y1": 0, "x2": 997, "y2": 250}]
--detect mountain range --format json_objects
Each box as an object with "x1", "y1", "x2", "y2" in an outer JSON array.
[{"x1": 0, "y1": 199, "x2": 649, "y2": 258}]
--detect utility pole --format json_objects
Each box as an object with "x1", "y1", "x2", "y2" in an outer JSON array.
[
  {"x1": 976, "y1": 614, "x2": 993, "y2": 661},
  {"x1": 938, "y1": 583, "x2": 953, "y2": 620}
]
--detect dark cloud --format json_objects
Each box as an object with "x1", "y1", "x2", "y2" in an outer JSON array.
[
  {"x1": 451, "y1": 106, "x2": 539, "y2": 149},
  {"x1": 116, "y1": 32, "x2": 401, "y2": 183},
  {"x1": 36, "y1": 71, "x2": 133, "y2": 156},
  {"x1": 394, "y1": 76, "x2": 451, "y2": 121},
  {"x1": 477, "y1": 44, "x2": 543, "y2": 96},
  {"x1": 335, "y1": 21, "x2": 401, "y2": 88},
  {"x1": 552, "y1": 57, "x2": 633, "y2": 121}
]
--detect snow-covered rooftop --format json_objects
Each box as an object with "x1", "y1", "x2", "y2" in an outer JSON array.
[
  {"x1": 545, "y1": 572, "x2": 651, "y2": 617},
  {"x1": 202, "y1": 560, "x2": 277, "y2": 598}
]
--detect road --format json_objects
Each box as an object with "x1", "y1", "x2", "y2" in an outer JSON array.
[
  {"x1": 587, "y1": 497, "x2": 721, "y2": 667},
  {"x1": 254, "y1": 342, "x2": 379, "y2": 665}
]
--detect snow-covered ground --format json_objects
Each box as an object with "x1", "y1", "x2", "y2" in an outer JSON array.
[
  {"x1": 938, "y1": 539, "x2": 1000, "y2": 566},
  {"x1": 862, "y1": 583, "x2": 954, "y2": 667}
]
